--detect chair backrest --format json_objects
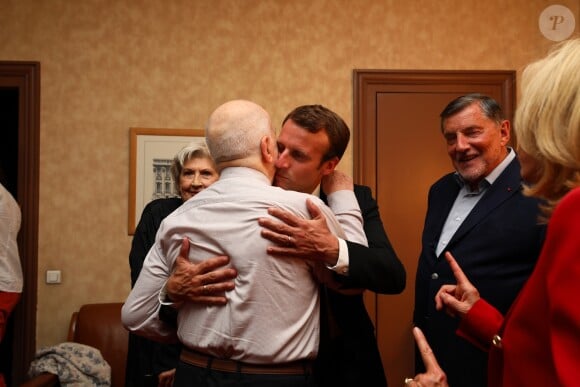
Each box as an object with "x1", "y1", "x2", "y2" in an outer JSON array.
[{"x1": 67, "y1": 303, "x2": 127, "y2": 387}]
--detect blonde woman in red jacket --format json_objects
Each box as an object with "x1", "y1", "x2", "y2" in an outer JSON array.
[{"x1": 406, "y1": 37, "x2": 580, "y2": 387}]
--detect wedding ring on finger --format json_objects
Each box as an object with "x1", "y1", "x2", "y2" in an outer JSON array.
[
  {"x1": 203, "y1": 285, "x2": 208, "y2": 293},
  {"x1": 286, "y1": 235, "x2": 292, "y2": 245},
  {"x1": 405, "y1": 377, "x2": 414, "y2": 386}
]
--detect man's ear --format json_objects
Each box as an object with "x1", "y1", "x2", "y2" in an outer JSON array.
[
  {"x1": 320, "y1": 156, "x2": 339, "y2": 176},
  {"x1": 500, "y1": 120, "x2": 511, "y2": 146},
  {"x1": 260, "y1": 135, "x2": 275, "y2": 163}
]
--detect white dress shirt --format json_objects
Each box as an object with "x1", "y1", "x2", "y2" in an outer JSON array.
[{"x1": 122, "y1": 167, "x2": 366, "y2": 364}]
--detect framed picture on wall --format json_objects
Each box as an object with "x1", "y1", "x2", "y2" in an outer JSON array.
[{"x1": 128, "y1": 127, "x2": 205, "y2": 234}]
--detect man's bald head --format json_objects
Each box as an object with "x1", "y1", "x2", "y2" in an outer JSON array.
[{"x1": 205, "y1": 100, "x2": 273, "y2": 164}]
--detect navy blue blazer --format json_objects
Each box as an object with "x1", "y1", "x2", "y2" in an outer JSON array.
[
  {"x1": 316, "y1": 184, "x2": 406, "y2": 387},
  {"x1": 413, "y1": 157, "x2": 546, "y2": 387}
]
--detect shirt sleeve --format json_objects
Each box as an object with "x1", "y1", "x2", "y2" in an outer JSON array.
[
  {"x1": 308, "y1": 197, "x2": 361, "y2": 294},
  {"x1": 122, "y1": 243, "x2": 178, "y2": 343},
  {"x1": 325, "y1": 190, "x2": 367, "y2": 276},
  {"x1": 327, "y1": 238, "x2": 349, "y2": 275},
  {"x1": 326, "y1": 190, "x2": 367, "y2": 246}
]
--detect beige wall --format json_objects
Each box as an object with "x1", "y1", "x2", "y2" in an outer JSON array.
[{"x1": 0, "y1": 0, "x2": 577, "y2": 351}]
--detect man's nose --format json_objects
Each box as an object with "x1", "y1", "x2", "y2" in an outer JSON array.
[
  {"x1": 455, "y1": 134, "x2": 469, "y2": 150},
  {"x1": 275, "y1": 152, "x2": 288, "y2": 168}
]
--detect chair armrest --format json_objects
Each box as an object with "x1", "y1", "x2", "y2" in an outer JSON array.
[
  {"x1": 20, "y1": 372, "x2": 59, "y2": 387},
  {"x1": 67, "y1": 311, "x2": 78, "y2": 341}
]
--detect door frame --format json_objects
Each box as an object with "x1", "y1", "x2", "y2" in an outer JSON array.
[
  {"x1": 354, "y1": 70, "x2": 515, "y2": 189},
  {"x1": 0, "y1": 61, "x2": 40, "y2": 384}
]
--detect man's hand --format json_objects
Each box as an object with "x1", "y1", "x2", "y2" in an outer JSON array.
[
  {"x1": 166, "y1": 238, "x2": 237, "y2": 305},
  {"x1": 157, "y1": 368, "x2": 175, "y2": 387},
  {"x1": 321, "y1": 170, "x2": 354, "y2": 194},
  {"x1": 406, "y1": 327, "x2": 448, "y2": 387},
  {"x1": 258, "y1": 198, "x2": 339, "y2": 266},
  {"x1": 434, "y1": 251, "x2": 480, "y2": 318}
]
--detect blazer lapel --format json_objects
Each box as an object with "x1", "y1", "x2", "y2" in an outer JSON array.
[
  {"x1": 432, "y1": 176, "x2": 460, "y2": 236},
  {"x1": 445, "y1": 158, "x2": 523, "y2": 251},
  {"x1": 425, "y1": 174, "x2": 460, "y2": 258}
]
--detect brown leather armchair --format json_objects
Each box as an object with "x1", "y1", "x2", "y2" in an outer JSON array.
[{"x1": 21, "y1": 302, "x2": 128, "y2": 387}]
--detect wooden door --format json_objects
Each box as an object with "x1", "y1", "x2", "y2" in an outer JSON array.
[{"x1": 353, "y1": 70, "x2": 514, "y2": 384}]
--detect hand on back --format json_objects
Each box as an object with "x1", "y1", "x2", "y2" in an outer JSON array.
[{"x1": 166, "y1": 238, "x2": 237, "y2": 305}]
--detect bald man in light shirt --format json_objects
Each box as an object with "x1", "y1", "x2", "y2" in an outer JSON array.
[{"x1": 122, "y1": 100, "x2": 366, "y2": 387}]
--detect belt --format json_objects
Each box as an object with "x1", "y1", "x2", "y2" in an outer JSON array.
[{"x1": 180, "y1": 348, "x2": 313, "y2": 375}]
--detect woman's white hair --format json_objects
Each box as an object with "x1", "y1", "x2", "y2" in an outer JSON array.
[{"x1": 170, "y1": 143, "x2": 215, "y2": 192}]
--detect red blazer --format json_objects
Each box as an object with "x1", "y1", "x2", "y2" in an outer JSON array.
[{"x1": 458, "y1": 187, "x2": 580, "y2": 386}]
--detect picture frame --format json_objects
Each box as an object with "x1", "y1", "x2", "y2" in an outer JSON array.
[{"x1": 128, "y1": 127, "x2": 205, "y2": 234}]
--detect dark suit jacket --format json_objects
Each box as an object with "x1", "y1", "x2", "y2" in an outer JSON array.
[
  {"x1": 413, "y1": 158, "x2": 546, "y2": 387},
  {"x1": 317, "y1": 184, "x2": 406, "y2": 387}
]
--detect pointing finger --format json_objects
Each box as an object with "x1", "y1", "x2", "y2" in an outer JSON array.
[
  {"x1": 413, "y1": 327, "x2": 441, "y2": 372},
  {"x1": 444, "y1": 251, "x2": 470, "y2": 284}
]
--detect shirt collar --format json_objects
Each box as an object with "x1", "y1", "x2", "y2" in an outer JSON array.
[
  {"x1": 454, "y1": 147, "x2": 515, "y2": 193},
  {"x1": 312, "y1": 185, "x2": 321, "y2": 196}
]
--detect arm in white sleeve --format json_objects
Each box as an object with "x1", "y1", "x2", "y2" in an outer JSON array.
[
  {"x1": 326, "y1": 190, "x2": 367, "y2": 275},
  {"x1": 121, "y1": 243, "x2": 178, "y2": 343},
  {"x1": 313, "y1": 201, "x2": 363, "y2": 293},
  {"x1": 327, "y1": 190, "x2": 367, "y2": 246}
]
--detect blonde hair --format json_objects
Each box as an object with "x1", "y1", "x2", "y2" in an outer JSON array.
[
  {"x1": 515, "y1": 38, "x2": 580, "y2": 219},
  {"x1": 170, "y1": 143, "x2": 216, "y2": 192}
]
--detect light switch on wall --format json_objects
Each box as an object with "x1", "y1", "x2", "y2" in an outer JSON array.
[{"x1": 46, "y1": 270, "x2": 61, "y2": 284}]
